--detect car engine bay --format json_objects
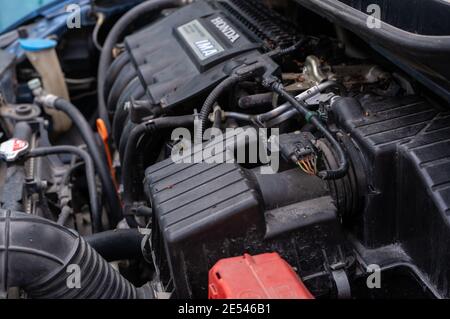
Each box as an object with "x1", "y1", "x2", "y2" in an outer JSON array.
[{"x1": 0, "y1": 0, "x2": 449, "y2": 299}]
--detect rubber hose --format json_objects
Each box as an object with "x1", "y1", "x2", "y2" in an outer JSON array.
[
  {"x1": 104, "y1": 52, "x2": 130, "y2": 101},
  {"x1": 268, "y1": 38, "x2": 308, "y2": 59},
  {"x1": 196, "y1": 75, "x2": 240, "y2": 141},
  {"x1": 251, "y1": 168, "x2": 328, "y2": 209},
  {"x1": 0, "y1": 210, "x2": 151, "y2": 299},
  {"x1": 122, "y1": 115, "x2": 194, "y2": 227},
  {"x1": 122, "y1": 123, "x2": 147, "y2": 228},
  {"x1": 57, "y1": 205, "x2": 73, "y2": 226},
  {"x1": 213, "y1": 107, "x2": 222, "y2": 129},
  {"x1": 12, "y1": 121, "x2": 32, "y2": 142},
  {"x1": 85, "y1": 229, "x2": 144, "y2": 262},
  {"x1": 106, "y1": 64, "x2": 137, "y2": 113},
  {"x1": 119, "y1": 120, "x2": 136, "y2": 161},
  {"x1": 113, "y1": 78, "x2": 145, "y2": 145},
  {"x1": 267, "y1": 81, "x2": 349, "y2": 180},
  {"x1": 27, "y1": 146, "x2": 101, "y2": 233},
  {"x1": 311, "y1": 116, "x2": 349, "y2": 179},
  {"x1": 196, "y1": 62, "x2": 267, "y2": 140},
  {"x1": 97, "y1": 0, "x2": 182, "y2": 132},
  {"x1": 238, "y1": 92, "x2": 274, "y2": 109},
  {"x1": 51, "y1": 98, "x2": 123, "y2": 226}
]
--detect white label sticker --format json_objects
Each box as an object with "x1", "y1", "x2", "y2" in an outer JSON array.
[{"x1": 178, "y1": 20, "x2": 225, "y2": 61}]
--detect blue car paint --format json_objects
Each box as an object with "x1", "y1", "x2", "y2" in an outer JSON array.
[
  {"x1": 4, "y1": 0, "x2": 143, "y2": 61},
  {"x1": 5, "y1": 0, "x2": 89, "y2": 60},
  {"x1": 1, "y1": 0, "x2": 76, "y2": 34}
]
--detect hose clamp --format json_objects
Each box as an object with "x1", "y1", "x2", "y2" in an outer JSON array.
[
  {"x1": 36, "y1": 94, "x2": 59, "y2": 108},
  {"x1": 305, "y1": 111, "x2": 318, "y2": 123}
]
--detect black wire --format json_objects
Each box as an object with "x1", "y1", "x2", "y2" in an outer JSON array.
[
  {"x1": 196, "y1": 75, "x2": 240, "y2": 141},
  {"x1": 122, "y1": 115, "x2": 194, "y2": 228},
  {"x1": 265, "y1": 80, "x2": 349, "y2": 180},
  {"x1": 267, "y1": 37, "x2": 309, "y2": 59},
  {"x1": 52, "y1": 98, "x2": 122, "y2": 227},
  {"x1": 27, "y1": 146, "x2": 102, "y2": 233}
]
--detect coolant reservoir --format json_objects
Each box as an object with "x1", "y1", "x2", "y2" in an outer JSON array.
[{"x1": 20, "y1": 38, "x2": 72, "y2": 133}]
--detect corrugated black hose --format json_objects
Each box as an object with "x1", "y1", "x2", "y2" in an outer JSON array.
[
  {"x1": 196, "y1": 63, "x2": 267, "y2": 141},
  {"x1": 0, "y1": 210, "x2": 151, "y2": 299},
  {"x1": 196, "y1": 75, "x2": 241, "y2": 142}
]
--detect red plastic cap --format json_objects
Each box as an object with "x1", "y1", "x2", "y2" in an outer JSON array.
[{"x1": 208, "y1": 253, "x2": 314, "y2": 299}]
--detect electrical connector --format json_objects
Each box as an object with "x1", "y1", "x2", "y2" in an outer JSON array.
[
  {"x1": 279, "y1": 131, "x2": 316, "y2": 162},
  {"x1": 279, "y1": 131, "x2": 318, "y2": 175}
]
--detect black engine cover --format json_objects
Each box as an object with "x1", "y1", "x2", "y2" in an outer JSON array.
[{"x1": 123, "y1": 0, "x2": 294, "y2": 111}]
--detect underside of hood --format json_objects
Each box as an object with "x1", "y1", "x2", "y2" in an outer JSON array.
[{"x1": 294, "y1": 0, "x2": 450, "y2": 103}]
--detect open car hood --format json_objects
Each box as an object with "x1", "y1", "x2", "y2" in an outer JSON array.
[{"x1": 295, "y1": 0, "x2": 450, "y2": 103}]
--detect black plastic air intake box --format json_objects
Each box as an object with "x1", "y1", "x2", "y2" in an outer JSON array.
[
  {"x1": 123, "y1": 0, "x2": 292, "y2": 111},
  {"x1": 145, "y1": 160, "x2": 264, "y2": 297},
  {"x1": 332, "y1": 95, "x2": 440, "y2": 247},
  {"x1": 333, "y1": 95, "x2": 450, "y2": 297},
  {"x1": 145, "y1": 158, "x2": 348, "y2": 298},
  {"x1": 397, "y1": 113, "x2": 450, "y2": 297},
  {"x1": 144, "y1": 130, "x2": 348, "y2": 298}
]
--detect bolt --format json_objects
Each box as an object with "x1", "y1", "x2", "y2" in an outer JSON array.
[{"x1": 16, "y1": 104, "x2": 32, "y2": 116}]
